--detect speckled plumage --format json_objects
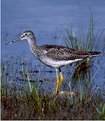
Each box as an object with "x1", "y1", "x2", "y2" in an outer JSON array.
[
  {"x1": 7, "y1": 30, "x2": 102, "y2": 94},
  {"x1": 39, "y1": 45, "x2": 101, "y2": 61},
  {"x1": 30, "y1": 43, "x2": 101, "y2": 68},
  {"x1": 7, "y1": 30, "x2": 101, "y2": 67},
  {"x1": 18, "y1": 30, "x2": 102, "y2": 68}
]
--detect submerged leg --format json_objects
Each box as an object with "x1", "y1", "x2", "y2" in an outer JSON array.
[
  {"x1": 55, "y1": 69, "x2": 59, "y2": 95},
  {"x1": 59, "y1": 68, "x2": 64, "y2": 90}
]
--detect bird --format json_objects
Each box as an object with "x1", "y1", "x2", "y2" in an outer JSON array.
[{"x1": 6, "y1": 30, "x2": 102, "y2": 95}]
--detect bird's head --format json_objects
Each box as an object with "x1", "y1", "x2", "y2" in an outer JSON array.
[
  {"x1": 5, "y1": 30, "x2": 36, "y2": 45},
  {"x1": 20, "y1": 30, "x2": 35, "y2": 41}
]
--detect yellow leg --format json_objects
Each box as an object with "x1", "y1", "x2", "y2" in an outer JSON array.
[
  {"x1": 55, "y1": 69, "x2": 59, "y2": 95},
  {"x1": 59, "y1": 72, "x2": 64, "y2": 89}
]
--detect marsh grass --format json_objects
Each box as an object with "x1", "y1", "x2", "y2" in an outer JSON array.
[
  {"x1": 65, "y1": 15, "x2": 105, "y2": 75},
  {"x1": 1, "y1": 16, "x2": 105, "y2": 120},
  {"x1": 65, "y1": 15, "x2": 98, "y2": 51},
  {"x1": 1, "y1": 57, "x2": 105, "y2": 120},
  {"x1": 63, "y1": 16, "x2": 105, "y2": 119},
  {"x1": 93, "y1": 103, "x2": 105, "y2": 120},
  {"x1": 65, "y1": 18, "x2": 96, "y2": 98}
]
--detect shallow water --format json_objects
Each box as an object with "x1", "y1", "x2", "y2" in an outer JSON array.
[
  {"x1": 1, "y1": 0, "x2": 105, "y2": 94},
  {"x1": 2, "y1": 0, "x2": 105, "y2": 59}
]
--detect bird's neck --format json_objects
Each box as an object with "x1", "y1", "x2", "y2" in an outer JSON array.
[
  {"x1": 27, "y1": 37, "x2": 37, "y2": 49},
  {"x1": 27, "y1": 37, "x2": 40, "y2": 58}
]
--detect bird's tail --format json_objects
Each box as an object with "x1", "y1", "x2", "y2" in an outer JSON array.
[{"x1": 88, "y1": 51, "x2": 102, "y2": 57}]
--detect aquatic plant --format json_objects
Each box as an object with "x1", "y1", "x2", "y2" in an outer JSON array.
[{"x1": 1, "y1": 16, "x2": 105, "y2": 120}]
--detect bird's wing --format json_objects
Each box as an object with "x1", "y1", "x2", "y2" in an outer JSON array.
[{"x1": 40, "y1": 45, "x2": 92, "y2": 61}]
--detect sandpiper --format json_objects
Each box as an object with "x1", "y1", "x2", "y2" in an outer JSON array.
[{"x1": 6, "y1": 30, "x2": 101, "y2": 95}]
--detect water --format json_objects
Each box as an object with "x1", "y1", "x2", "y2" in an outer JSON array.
[
  {"x1": 1, "y1": 0, "x2": 105, "y2": 93},
  {"x1": 2, "y1": 0, "x2": 105, "y2": 59}
]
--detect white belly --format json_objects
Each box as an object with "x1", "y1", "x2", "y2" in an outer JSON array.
[
  {"x1": 41, "y1": 57, "x2": 82, "y2": 68},
  {"x1": 30, "y1": 47, "x2": 82, "y2": 68}
]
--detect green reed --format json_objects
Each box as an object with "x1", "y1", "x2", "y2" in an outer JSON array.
[
  {"x1": 93, "y1": 103, "x2": 105, "y2": 120},
  {"x1": 65, "y1": 16, "x2": 96, "y2": 51},
  {"x1": 63, "y1": 15, "x2": 105, "y2": 110},
  {"x1": 1, "y1": 56, "x2": 105, "y2": 120},
  {"x1": 1, "y1": 15, "x2": 105, "y2": 119}
]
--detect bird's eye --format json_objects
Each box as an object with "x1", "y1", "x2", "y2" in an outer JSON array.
[{"x1": 25, "y1": 33, "x2": 28, "y2": 36}]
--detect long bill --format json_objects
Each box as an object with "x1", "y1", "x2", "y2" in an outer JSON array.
[{"x1": 5, "y1": 39, "x2": 20, "y2": 45}]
